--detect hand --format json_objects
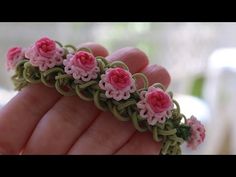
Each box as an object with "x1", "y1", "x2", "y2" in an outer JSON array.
[{"x1": 0, "y1": 43, "x2": 170, "y2": 155}]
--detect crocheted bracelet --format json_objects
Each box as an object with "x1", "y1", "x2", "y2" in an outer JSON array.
[{"x1": 5, "y1": 37, "x2": 205, "y2": 155}]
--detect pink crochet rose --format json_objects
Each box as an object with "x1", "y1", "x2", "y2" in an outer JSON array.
[
  {"x1": 99, "y1": 68, "x2": 136, "y2": 101},
  {"x1": 63, "y1": 51, "x2": 100, "y2": 82},
  {"x1": 137, "y1": 86, "x2": 173, "y2": 125},
  {"x1": 6, "y1": 47, "x2": 25, "y2": 70},
  {"x1": 186, "y1": 115, "x2": 206, "y2": 150},
  {"x1": 25, "y1": 37, "x2": 64, "y2": 71}
]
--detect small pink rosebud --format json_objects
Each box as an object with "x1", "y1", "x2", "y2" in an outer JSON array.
[
  {"x1": 6, "y1": 47, "x2": 25, "y2": 70},
  {"x1": 186, "y1": 115, "x2": 206, "y2": 150}
]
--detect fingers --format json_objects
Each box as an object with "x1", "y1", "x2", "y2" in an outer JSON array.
[
  {"x1": 68, "y1": 63, "x2": 169, "y2": 154},
  {"x1": 23, "y1": 96, "x2": 101, "y2": 154},
  {"x1": 115, "y1": 132, "x2": 162, "y2": 155},
  {"x1": 0, "y1": 43, "x2": 108, "y2": 154},
  {"x1": 22, "y1": 47, "x2": 148, "y2": 154},
  {"x1": 0, "y1": 84, "x2": 61, "y2": 154}
]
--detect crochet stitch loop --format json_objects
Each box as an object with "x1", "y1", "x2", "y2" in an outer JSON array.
[{"x1": 7, "y1": 39, "x2": 206, "y2": 155}]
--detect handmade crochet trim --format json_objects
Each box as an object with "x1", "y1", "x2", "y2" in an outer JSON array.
[{"x1": 6, "y1": 37, "x2": 206, "y2": 155}]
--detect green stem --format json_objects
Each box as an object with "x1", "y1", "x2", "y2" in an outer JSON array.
[
  {"x1": 112, "y1": 106, "x2": 130, "y2": 122},
  {"x1": 180, "y1": 114, "x2": 187, "y2": 124},
  {"x1": 161, "y1": 140, "x2": 171, "y2": 155},
  {"x1": 55, "y1": 80, "x2": 75, "y2": 96},
  {"x1": 23, "y1": 62, "x2": 41, "y2": 83},
  {"x1": 64, "y1": 44, "x2": 77, "y2": 52},
  {"x1": 168, "y1": 135, "x2": 184, "y2": 143},
  {"x1": 77, "y1": 47, "x2": 93, "y2": 53},
  {"x1": 78, "y1": 80, "x2": 97, "y2": 89},
  {"x1": 117, "y1": 99, "x2": 136, "y2": 111},
  {"x1": 109, "y1": 61, "x2": 129, "y2": 71},
  {"x1": 96, "y1": 56, "x2": 109, "y2": 65},
  {"x1": 153, "y1": 126, "x2": 162, "y2": 142},
  {"x1": 75, "y1": 85, "x2": 94, "y2": 101},
  {"x1": 132, "y1": 73, "x2": 149, "y2": 90},
  {"x1": 131, "y1": 112, "x2": 147, "y2": 132},
  {"x1": 158, "y1": 128, "x2": 177, "y2": 136},
  {"x1": 41, "y1": 67, "x2": 64, "y2": 87},
  {"x1": 173, "y1": 100, "x2": 181, "y2": 114},
  {"x1": 94, "y1": 90, "x2": 107, "y2": 111},
  {"x1": 152, "y1": 83, "x2": 165, "y2": 90},
  {"x1": 55, "y1": 41, "x2": 63, "y2": 47},
  {"x1": 55, "y1": 74, "x2": 73, "y2": 80}
]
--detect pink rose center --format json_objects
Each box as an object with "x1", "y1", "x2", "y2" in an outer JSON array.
[
  {"x1": 108, "y1": 68, "x2": 132, "y2": 90},
  {"x1": 146, "y1": 90, "x2": 171, "y2": 113},
  {"x1": 7, "y1": 47, "x2": 22, "y2": 61},
  {"x1": 36, "y1": 37, "x2": 56, "y2": 58},
  {"x1": 73, "y1": 51, "x2": 96, "y2": 71}
]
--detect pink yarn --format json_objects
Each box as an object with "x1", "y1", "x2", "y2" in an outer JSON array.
[
  {"x1": 6, "y1": 47, "x2": 25, "y2": 71},
  {"x1": 25, "y1": 37, "x2": 64, "y2": 71},
  {"x1": 137, "y1": 86, "x2": 173, "y2": 125},
  {"x1": 99, "y1": 68, "x2": 136, "y2": 101},
  {"x1": 186, "y1": 116, "x2": 206, "y2": 150},
  {"x1": 63, "y1": 51, "x2": 100, "y2": 82}
]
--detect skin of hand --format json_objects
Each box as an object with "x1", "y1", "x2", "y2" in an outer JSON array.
[{"x1": 0, "y1": 43, "x2": 171, "y2": 155}]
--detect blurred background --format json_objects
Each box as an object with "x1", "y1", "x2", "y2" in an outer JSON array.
[{"x1": 1, "y1": 22, "x2": 236, "y2": 154}]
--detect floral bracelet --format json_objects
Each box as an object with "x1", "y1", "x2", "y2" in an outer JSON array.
[{"x1": 5, "y1": 37, "x2": 206, "y2": 155}]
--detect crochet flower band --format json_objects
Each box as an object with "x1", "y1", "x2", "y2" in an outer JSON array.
[{"x1": 6, "y1": 37, "x2": 206, "y2": 155}]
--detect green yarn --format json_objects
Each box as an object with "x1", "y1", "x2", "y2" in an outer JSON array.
[
  {"x1": 112, "y1": 106, "x2": 130, "y2": 122},
  {"x1": 12, "y1": 59, "x2": 29, "y2": 90},
  {"x1": 55, "y1": 40, "x2": 63, "y2": 47},
  {"x1": 94, "y1": 90, "x2": 108, "y2": 111},
  {"x1": 41, "y1": 67, "x2": 64, "y2": 87},
  {"x1": 10, "y1": 46, "x2": 191, "y2": 155},
  {"x1": 77, "y1": 47, "x2": 93, "y2": 53},
  {"x1": 132, "y1": 73, "x2": 149, "y2": 90},
  {"x1": 64, "y1": 44, "x2": 77, "y2": 52},
  {"x1": 108, "y1": 61, "x2": 129, "y2": 71},
  {"x1": 176, "y1": 124, "x2": 191, "y2": 141},
  {"x1": 97, "y1": 56, "x2": 109, "y2": 72},
  {"x1": 23, "y1": 62, "x2": 41, "y2": 83},
  {"x1": 75, "y1": 85, "x2": 94, "y2": 101},
  {"x1": 152, "y1": 83, "x2": 166, "y2": 90},
  {"x1": 55, "y1": 73, "x2": 76, "y2": 96},
  {"x1": 78, "y1": 80, "x2": 98, "y2": 89},
  {"x1": 131, "y1": 112, "x2": 148, "y2": 132},
  {"x1": 153, "y1": 126, "x2": 163, "y2": 142}
]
